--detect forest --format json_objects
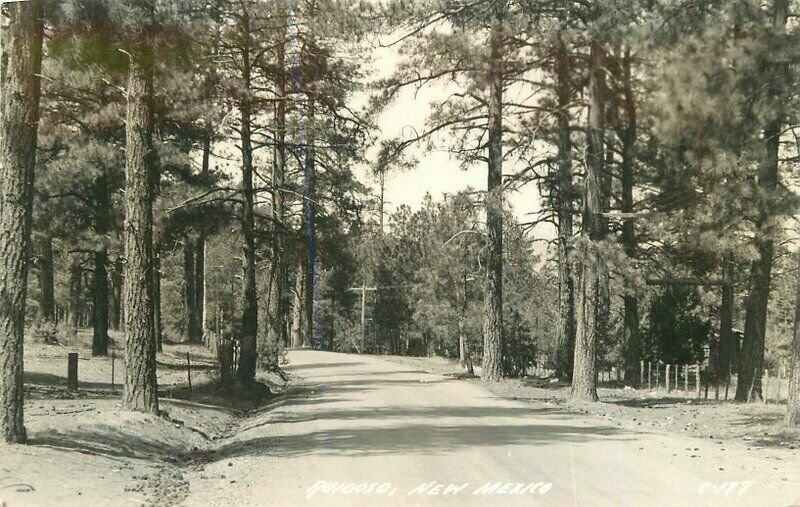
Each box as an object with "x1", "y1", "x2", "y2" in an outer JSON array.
[{"x1": 2, "y1": 0, "x2": 800, "y2": 453}]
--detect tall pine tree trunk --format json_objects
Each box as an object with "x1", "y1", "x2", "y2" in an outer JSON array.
[
  {"x1": 788, "y1": 249, "x2": 800, "y2": 427},
  {"x1": 68, "y1": 257, "x2": 82, "y2": 336},
  {"x1": 194, "y1": 236, "x2": 205, "y2": 344},
  {"x1": 237, "y1": 10, "x2": 258, "y2": 383},
  {"x1": 183, "y1": 242, "x2": 200, "y2": 343},
  {"x1": 482, "y1": 1, "x2": 505, "y2": 382},
  {"x1": 571, "y1": 41, "x2": 605, "y2": 402},
  {"x1": 301, "y1": 92, "x2": 317, "y2": 350},
  {"x1": 554, "y1": 31, "x2": 576, "y2": 381},
  {"x1": 92, "y1": 175, "x2": 111, "y2": 356},
  {"x1": 291, "y1": 246, "x2": 305, "y2": 348},
  {"x1": 737, "y1": 0, "x2": 787, "y2": 403},
  {"x1": 122, "y1": 47, "x2": 159, "y2": 413},
  {"x1": 0, "y1": 0, "x2": 43, "y2": 444},
  {"x1": 110, "y1": 258, "x2": 123, "y2": 331},
  {"x1": 620, "y1": 49, "x2": 641, "y2": 387},
  {"x1": 719, "y1": 255, "x2": 734, "y2": 384},
  {"x1": 92, "y1": 250, "x2": 109, "y2": 356},
  {"x1": 266, "y1": 37, "x2": 289, "y2": 352},
  {"x1": 37, "y1": 234, "x2": 55, "y2": 323}
]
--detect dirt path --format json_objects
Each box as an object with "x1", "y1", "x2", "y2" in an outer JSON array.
[{"x1": 183, "y1": 350, "x2": 800, "y2": 506}]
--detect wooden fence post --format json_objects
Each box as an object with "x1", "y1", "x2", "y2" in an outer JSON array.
[
  {"x1": 640, "y1": 360, "x2": 645, "y2": 388},
  {"x1": 655, "y1": 363, "x2": 660, "y2": 391},
  {"x1": 648, "y1": 361, "x2": 652, "y2": 390},
  {"x1": 67, "y1": 353, "x2": 78, "y2": 391},
  {"x1": 187, "y1": 351, "x2": 193, "y2": 401},
  {"x1": 674, "y1": 365, "x2": 678, "y2": 392},
  {"x1": 684, "y1": 364, "x2": 689, "y2": 392},
  {"x1": 111, "y1": 351, "x2": 115, "y2": 391},
  {"x1": 695, "y1": 362, "x2": 701, "y2": 398},
  {"x1": 666, "y1": 364, "x2": 671, "y2": 393},
  {"x1": 764, "y1": 369, "x2": 769, "y2": 404}
]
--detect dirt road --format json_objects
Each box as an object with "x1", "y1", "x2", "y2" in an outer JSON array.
[{"x1": 184, "y1": 350, "x2": 800, "y2": 506}]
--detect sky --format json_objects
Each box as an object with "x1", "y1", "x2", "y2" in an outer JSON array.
[{"x1": 353, "y1": 47, "x2": 555, "y2": 242}]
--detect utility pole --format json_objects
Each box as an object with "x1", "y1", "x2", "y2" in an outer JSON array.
[
  {"x1": 348, "y1": 283, "x2": 410, "y2": 353},
  {"x1": 349, "y1": 285, "x2": 377, "y2": 351}
]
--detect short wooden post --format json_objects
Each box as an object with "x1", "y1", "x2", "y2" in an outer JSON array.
[
  {"x1": 640, "y1": 360, "x2": 645, "y2": 387},
  {"x1": 67, "y1": 352, "x2": 78, "y2": 391},
  {"x1": 695, "y1": 362, "x2": 702, "y2": 398},
  {"x1": 674, "y1": 365, "x2": 678, "y2": 392},
  {"x1": 648, "y1": 361, "x2": 652, "y2": 390},
  {"x1": 666, "y1": 364, "x2": 671, "y2": 392},
  {"x1": 763, "y1": 369, "x2": 769, "y2": 404},
  {"x1": 684, "y1": 364, "x2": 689, "y2": 392},
  {"x1": 655, "y1": 363, "x2": 660, "y2": 391},
  {"x1": 187, "y1": 351, "x2": 193, "y2": 400},
  {"x1": 111, "y1": 351, "x2": 115, "y2": 391}
]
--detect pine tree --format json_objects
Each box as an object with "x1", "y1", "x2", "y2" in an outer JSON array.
[
  {"x1": 570, "y1": 41, "x2": 605, "y2": 402},
  {"x1": 788, "y1": 249, "x2": 800, "y2": 427},
  {"x1": 0, "y1": 0, "x2": 45, "y2": 444},
  {"x1": 121, "y1": 20, "x2": 159, "y2": 412},
  {"x1": 736, "y1": 0, "x2": 790, "y2": 403}
]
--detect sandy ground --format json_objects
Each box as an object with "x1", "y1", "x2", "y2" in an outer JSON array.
[
  {"x1": 3, "y1": 340, "x2": 799, "y2": 506},
  {"x1": 1, "y1": 331, "x2": 243, "y2": 507}
]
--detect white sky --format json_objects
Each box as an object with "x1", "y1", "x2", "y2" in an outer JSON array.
[{"x1": 355, "y1": 46, "x2": 554, "y2": 242}]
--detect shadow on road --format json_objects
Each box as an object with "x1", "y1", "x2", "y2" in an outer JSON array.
[{"x1": 212, "y1": 419, "x2": 628, "y2": 459}]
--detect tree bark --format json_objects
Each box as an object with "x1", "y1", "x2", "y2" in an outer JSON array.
[
  {"x1": 236, "y1": 10, "x2": 258, "y2": 384},
  {"x1": 92, "y1": 249, "x2": 109, "y2": 356},
  {"x1": 719, "y1": 255, "x2": 734, "y2": 382},
  {"x1": 482, "y1": 1, "x2": 505, "y2": 382},
  {"x1": 737, "y1": 0, "x2": 787, "y2": 403},
  {"x1": 68, "y1": 257, "x2": 82, "y2": 336},
  {"x1": 554, "y1": 31, "x2": 576, "y2": 381},
  {"x1": 788, "y1": 250, "x2": 800, "y2": 427},
  {"x1": 194, "y1": 236, "x2": 205, "y2": 344},
  {"x1": 122, "y1": 47, "x2": 159, "y2": 413},
  {"x1": 291, "y1": 246, "x2": 305, "y2": 348},
  {"x1": 571, "y1": 41, "x2": 605, "y2": 402},
  {"x1": 91, "y1": 174, "x2": 111, "y2": 356},
  {"x1": 183, "y1": 241, "x2": 200, "y2": 343},
  {"x1": 37, "y1": 234, "x2": 55, "y2": 323},
  {"x1": 620, "y1": 49, "x2": 641, "y2": 388},
  {"x1": 110, "y1": 258, "x2": 123, "y2": 331},
  {"x1": 266, "y1": 36, "x2": 289, "y2": 352},
  {"x1": 302, "y1": 94, "x2": 318, "y2": 350},
  {"x1": 0, "y1": 0, "x2": 44, "y2": 444}
]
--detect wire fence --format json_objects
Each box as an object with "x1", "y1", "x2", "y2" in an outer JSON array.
[{"x1": 527, "y1": 360, "x2": 791, "y2": 402}]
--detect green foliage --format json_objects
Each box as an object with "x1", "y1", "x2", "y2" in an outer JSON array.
[{"x1": 643, "y1": 286, "x2": 712, "y2": 365}]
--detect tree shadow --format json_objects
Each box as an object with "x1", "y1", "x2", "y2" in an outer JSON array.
[
  {"x1": 286, "y1": 361, "x2": 367, "y2": 371},
  {"x1": 30, "y1": 427, "x2": 190, "y2": 463},
  {"x1": 606, "y1": 397, "x2": 717, "y2": 409},
  {"x1": 264, "y1": 405, "x2": 570, "y2": 425},
  {"x1": 164, "y1": 380, "x2": 275, "y2": 412},
  {"x1": 24, "y1": 371, "x2": 116, "y2": 393},
  {"x1": 212, "y1": 419, "x2": 630, "y2": 459},
  {"x1": 156, "y1": 360, "x2": 218, "y2": 372}
]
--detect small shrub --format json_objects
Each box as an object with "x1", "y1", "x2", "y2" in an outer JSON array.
[{"x1": 33, "y1": 320, "x2": 59, "y2": 344}]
